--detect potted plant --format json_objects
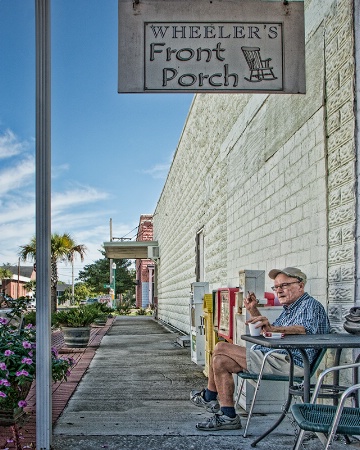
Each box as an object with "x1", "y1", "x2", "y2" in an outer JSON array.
[
  {"x1": 90, "y1": 302, "x2": 113, "y2": 326},
  {"x1": 52, "y1": 305, "x2": 101, "y2": 348},
  {"x1": 0, "y1": 298, "x2": 74, "y2": 425}
]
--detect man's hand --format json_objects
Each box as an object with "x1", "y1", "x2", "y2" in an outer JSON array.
[
  {"x1": 244, "y1": 292, "x2": 271, "y2": 332},
  {"x1": 244, "y1": 291, "x2": 257, "y2": 309},
  {"x1": 246, "y1": 315, "x2": 272, "y2": 332}
]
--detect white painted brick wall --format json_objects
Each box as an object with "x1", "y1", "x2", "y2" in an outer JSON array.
[{"x1": 153, "y1": 0, "x2": 356, "y2": 334}]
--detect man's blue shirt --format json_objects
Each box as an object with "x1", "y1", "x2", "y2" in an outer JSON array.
[{"x1": 254, "y1": 293, "x2": 330, "y2": 367}]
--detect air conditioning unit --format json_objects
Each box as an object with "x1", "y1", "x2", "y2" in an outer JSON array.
[{"x1": 148, "y1": 246, "x2": 160, "y2": 259}]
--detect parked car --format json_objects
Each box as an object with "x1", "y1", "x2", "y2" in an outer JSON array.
[{"x1": 85, "y1": 298, "x2": 98, "y2": 305}]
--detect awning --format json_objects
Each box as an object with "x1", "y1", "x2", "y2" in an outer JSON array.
[{"x1": 103, "y1": 241, "x2": 159, "y2": 259}]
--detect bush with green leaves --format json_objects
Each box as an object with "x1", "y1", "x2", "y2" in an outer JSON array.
[
  {"x1": 116, "y1": 301, "x2": 132, "y2": 316},
  {"x1": 87, "y1": 302, "x2": 113, "y2": 315},
  {"x1": 0, "y1": 298, "x2": 74, "y2": 412},
  {"x1": 52, "y1": 305, "x2": 101, "y2": 328},
  {"x1": 24, "y1": 310, "x2": 36, "y2": 326},
  {"x1": 135, "y1": 307, "x2": 148, "y2": 316}
]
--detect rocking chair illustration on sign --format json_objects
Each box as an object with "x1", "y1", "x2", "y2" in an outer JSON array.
[{"x1": 241, "y1": 46, "x2": 278, "y2": 82}]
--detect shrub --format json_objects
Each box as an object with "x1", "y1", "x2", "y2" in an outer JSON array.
[
  {"x1": 116, "y1": 301, "x2": 132, "y2": 316},
  {"x1": 0, "y1": 298, "x2": 74, "y2": 412},
  {"x1": 52, "y1": 305, "x2": 100, "y2": 328}
]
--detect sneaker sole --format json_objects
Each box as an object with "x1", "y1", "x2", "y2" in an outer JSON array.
[{"x1": 196, "y1": 422, "x2": 242, "y2": 431}]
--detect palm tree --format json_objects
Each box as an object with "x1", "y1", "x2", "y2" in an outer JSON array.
[{"x1": 19, "y1": 233, "x2": 87, "y2": 313}]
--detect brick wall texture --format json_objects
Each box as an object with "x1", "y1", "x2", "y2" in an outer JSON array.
[{"x1": 153, "y1": 0, "x2": 356, "y2": 335}]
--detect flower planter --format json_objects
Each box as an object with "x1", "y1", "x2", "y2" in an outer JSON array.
[
  {"x1": 93, "y1": 317, "x2": 107, "y2": 326},
  {"x1": 62, "y1": 326, "x2": 91, "y2": 348},
  {"x1": 0, "y1": 381, "x2": 31, "y2": 426},
  {"x1": 0, "y1": 406, "x2": 25, "y2": 426}
]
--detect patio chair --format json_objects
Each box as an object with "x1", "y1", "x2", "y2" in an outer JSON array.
[
  {"x1": 241, "y1": 46, "x2": 278, "y2": 82},
  {"x1": 235, "y1": 347, "x2": 327, "y2": 437},
  {"x1": 291, "y1": 361, "x2": 360, "y2": 450}
]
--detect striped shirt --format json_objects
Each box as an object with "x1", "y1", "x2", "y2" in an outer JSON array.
[{"x1": 254, "y1": 293, "x2": 330, "y2": 367}]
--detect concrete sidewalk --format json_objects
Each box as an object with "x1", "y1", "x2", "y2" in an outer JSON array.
[{"x1": 52, "y1": 316, "x2": 353, "y2": 450}]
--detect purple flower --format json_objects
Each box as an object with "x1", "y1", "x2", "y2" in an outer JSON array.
[
  {"x1": 0, "y1": 379, "x2": 10, "y2": 386},
  {"x1": 4, "y1": 350, "x2": 14, "y2": 356},
  {"x1": 0, "y1": 362, "x2": 7, "y2": 371},
  {"x1": 0, "y1": 317, "x2": 9, "y2": 325},
  {"x1": 0, "y1": 391, "x2": 7, "y2": 398},
  {"x1": 21, "y1": 357, "x2": 33, "y2": 365},
  {"x1": 15, "y1": 370, "x2": 29, "y2": 377},
  {"x1": 28, "y1": 350, "x2": 34, "y2": 357},
  {"x1": 22, "y1": 341, "x2": 32, "y2": 349},
  {"x1": 18, "y1": 400, "x2": 27, "y2": 408},
  {"x1": 25, "y1": 324, "x2": 33, "y2": 329}
]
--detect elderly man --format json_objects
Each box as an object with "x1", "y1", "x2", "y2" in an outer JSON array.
[{"x1": 190, "y1": 267, "x2": 330, "y2": 431}]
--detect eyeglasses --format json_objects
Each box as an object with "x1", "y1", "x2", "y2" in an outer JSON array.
[{"x1": 271, "y1": 281, "x2": 301, "y2": 291}]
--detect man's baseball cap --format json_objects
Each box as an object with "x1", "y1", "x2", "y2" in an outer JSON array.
[{"x1": 268, "y1": 267, "x2": 307, "y2": 284}]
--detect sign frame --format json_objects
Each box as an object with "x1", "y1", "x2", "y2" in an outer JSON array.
[{"x1": 118, "y1": 0, "x2": 305, "y2": 94}]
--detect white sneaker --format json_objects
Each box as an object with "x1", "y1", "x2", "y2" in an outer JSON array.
[
  {"x1": 196, "y1": 412, "x2": 242, "y2": 431},
  {"x1": 190, "y1": 389, "x2": 220, "y2": 413}
]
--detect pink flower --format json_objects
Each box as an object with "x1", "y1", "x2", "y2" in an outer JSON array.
[
  {"x1": 21, "y1": 357, "x2": 33, "y2": 365},
  {"x1": 18, "y1": 400, "x2": 27, "y2": 408},
  {"x1": 0, "y1": 362, "x2": 7, "y2": 371},
  {"x1": 4, "y1": 350, "x2": 14, "y2": 356},
  {"x1": 0, "y1": 379, "x2": 10, "y2": 386},
  {"x1": 0, "y1": 391, "x2": 7, "y2": 398},
  {"x1": 0, "y1": 317, "x2": 9, "y2": 325},
  {"x1": 22, "y1": 341, "x2": 32, "y2": 349},
  {"x1": 15, "y1": 370, "x2": 29, "y2": 377}
]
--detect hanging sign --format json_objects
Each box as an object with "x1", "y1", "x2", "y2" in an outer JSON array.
[{"x1": 118, "y1": 0, "x2": 305, "y2": 94}]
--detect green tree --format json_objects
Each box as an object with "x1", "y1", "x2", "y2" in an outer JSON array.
[
  {"x1": 59, "y1": 282, "x2": 91, "y2": 305},
  {"x1": 0, "y1": 265, "x2": 13, "y2": 281},
  {"x1": 0, "y1": 265, "x2": 13, "y2": 299},
  {"x1": 24, "y1": 280, "x2": 36, "y2": 297},
  {"x1": 19, "y1": 233, "x2": 87, "y2": 313},
  {"x1": 78, "y1": 248, "x2": 135, "y2": 298}
]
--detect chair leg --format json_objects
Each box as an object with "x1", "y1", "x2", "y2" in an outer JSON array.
[
  {"x1": 243, "y1": 378, "x2": 261, "y2": 437},
  {"x1": 292, "y1": 429, "x2": 306, "y2": 450},
  {"x1": 235, "y1": 376, "x2": 245, "y2": 407}
]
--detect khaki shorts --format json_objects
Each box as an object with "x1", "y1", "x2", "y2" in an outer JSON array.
[{"x1": 247, "y1": 349, "x2": 304, "y2": 377}]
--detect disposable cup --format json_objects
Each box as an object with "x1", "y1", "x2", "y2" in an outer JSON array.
[{"x1": 249, "y1": 321, "x2": 262, "y2": 336}]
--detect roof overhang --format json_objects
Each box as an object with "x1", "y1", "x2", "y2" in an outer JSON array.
[{"x1": 103, "y1": 241, "x2": 158, "y2": 259}]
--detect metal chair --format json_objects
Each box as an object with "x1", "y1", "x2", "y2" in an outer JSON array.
[
  {"x1": 235, "y1": 347, "x2": 327, "y2": 437},
  {"x1": 291, "y1": 361, "x2": 360, "y2": 450}
]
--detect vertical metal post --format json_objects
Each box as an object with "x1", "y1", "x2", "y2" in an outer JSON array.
[
  {"x1": 35, "y1": 0, "x2": 52, "y2": 448},
  {"x1": 110, "y1": 218, "x2": 113, "y2": 285},
  {"x1": 112, "y1": 263, "x2": 116, "y2": 308}
]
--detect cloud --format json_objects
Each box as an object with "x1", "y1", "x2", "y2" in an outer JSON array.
[
  {"x1": 0, "y1": 157, "x2": 35, "y2": 195},
  {"x1": 0, "y1": 126, "x2": 139, "y2": 280},
  {"x1": 142, "y1": 162, "x2": 171, "y2": 179},
  {"x1": 52, "y1": 185, "x2": 109, "y2": 211},
  {"x1": 0, "y1": 129, "x2": 29, "y2": 159}
]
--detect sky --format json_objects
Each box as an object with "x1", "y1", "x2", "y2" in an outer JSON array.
[{"x1": 0, "y1": 0, "x2": 193, "y2": 283}]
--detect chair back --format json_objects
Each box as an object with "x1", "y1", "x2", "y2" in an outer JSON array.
[{"x1": 241, "y1": 46, "x2": 262, "y2": 70}]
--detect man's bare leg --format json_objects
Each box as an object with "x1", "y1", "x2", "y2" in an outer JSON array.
[{"x1": 208, "y1": 341, "x2": 247, "y2": 406}]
